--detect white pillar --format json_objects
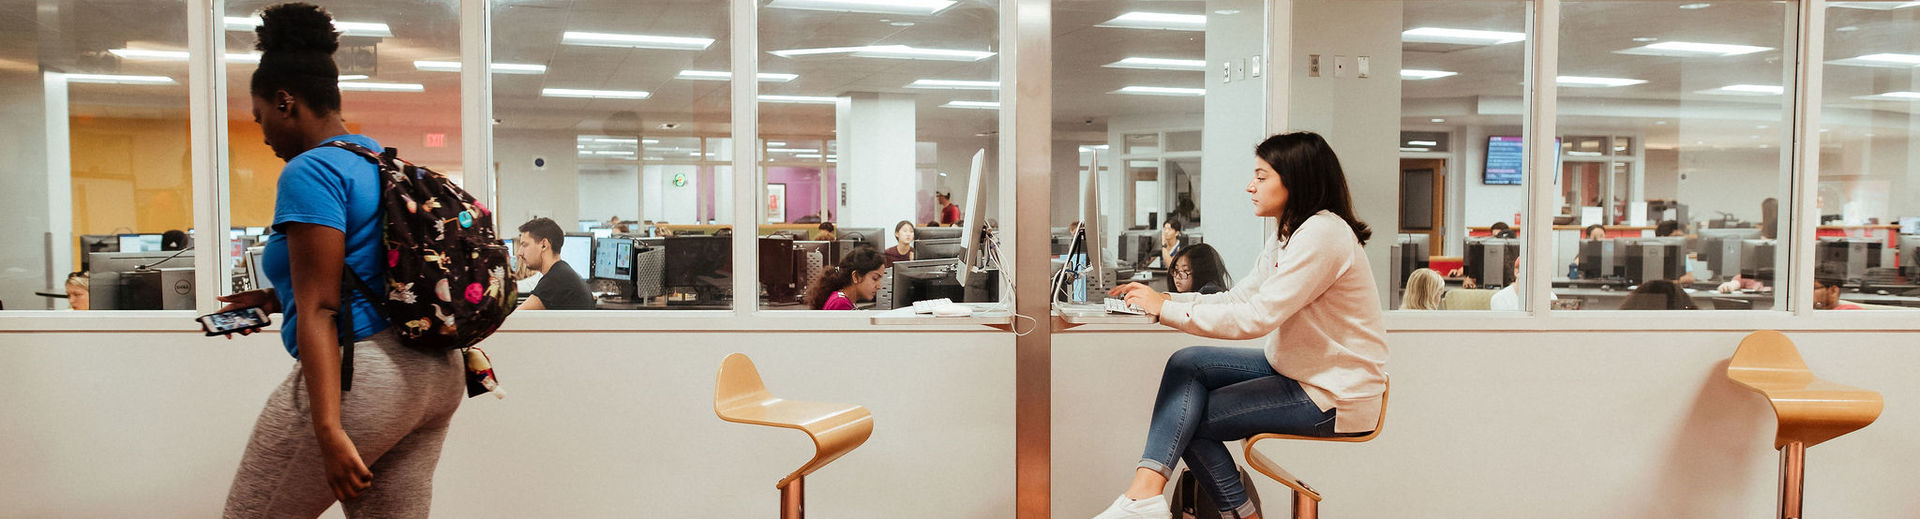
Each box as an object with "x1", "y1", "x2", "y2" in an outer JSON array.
[
  {"x1": 836, "y1": 93, "x2": 918, "y2": 230},
  {"x1": 1199, "y1": 0, "x2": 1271, "y2": 270},
  {"x1": 43, "y1": 74, "x2": 73, "y2": 307}
]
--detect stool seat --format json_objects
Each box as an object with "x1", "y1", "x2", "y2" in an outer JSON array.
[
  {"x1": 716, "y1": 353, "x2": 874, "y2": 490},
  {"x1": 1725, "y1": 330, "x2": 1881, "y2": 449},
  {"x1": 1242, "y1": 380, "x2": 1388, "y2": 509}
]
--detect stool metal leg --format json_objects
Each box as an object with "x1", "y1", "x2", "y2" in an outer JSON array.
[
  {"x1": 1291, "y1": 491, "x2": 1318, "y2": 519},
  {"x1": 1779, "y1": 441, "x2": 1804, "y2": 519},
  {"x1": 781, "y1": 476, "x2": 805, "y2": 519}
]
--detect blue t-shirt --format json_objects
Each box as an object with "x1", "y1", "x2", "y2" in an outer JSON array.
[{"x1": 263, "y1": 134, "x2": 390, "y2": 358}]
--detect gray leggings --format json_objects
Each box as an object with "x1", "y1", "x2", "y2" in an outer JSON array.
[{"x1": 224, "y1": 330, "x2": 465, "y2": 519}]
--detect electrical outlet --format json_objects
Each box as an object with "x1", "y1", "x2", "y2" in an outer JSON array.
[
  {"x1": 1222, "y1": 60, "x2": 1233, "y2": 83},
  {"x1": 1308, "y1": 54, "x2": 1321, "y2": 77}
]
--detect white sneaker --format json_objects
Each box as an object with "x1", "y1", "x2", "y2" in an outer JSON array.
[{"x1": 1091, "y1": 494, "x2": 1171, "y2": 519}]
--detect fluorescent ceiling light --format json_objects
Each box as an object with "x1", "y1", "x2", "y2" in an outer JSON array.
[
  {"x1": 1096, "y1": 12, "x2": 1206, "y2": 31},
  {"x1": 337, "y1": 74, "x2": 369, "y2": 81},
  {"x1": 1407, "y1": 140, "x2": 1438, "y2": 146},
  {"x1": 543, "y1": 88, "x2": 651, "y2": 99},
  {"x1": 941, "y1": 100, "x2": 1000, "y2": 110},
  {"x1": 768, "y1": 45, "x2": 993, "y2": 62},
  {"x1": 1696, "y1": 84, "x2": 1783, "y2": 96},
  {"x1": 794, "y1": 153, "x2": 824, "y2": 159},
  {"x1": 1103, "y1": 57, "x2": 1207, "y2": 71},
  {"x1": 63, "y1": 73, "x2": 176, "y2": 85},
  {"x1": 562, "y1": 31, "x2": 714, "y2": 51},
  {"x1": 1830, "y1": 1, "x2": 1920, "y2": 9},
  {"x1": 765, "y1": 0, "x2": 956, "y2": 16},
  {"x1": 108, "y1": 48, "x2": 264, "y2": 63},
  {"x1": 412, "y1": 60, "x2": 548, "y2": 74},
  {"x1": 1829, "y1": 53, "x2": 1920, "y2": 68},
  {"x1": 675, "y1": 70, "x2": 799, "y2": 82},
  {"x1": 1401, "y1": 69, "x2": 1458, "y2": 80},
  {"x1": 1401, "y1": 27, "x2": 1525, "y2": 45},
  {"x1": 224, "y1": 16, "x2": 392, "y2": 38},
  {"x1": 1854, "y1": 91, "x2": 1920, "y2": 101},
  {"x1": 1615, "y1": 41, "x2": 1771, "y2": 57},
  {"x1": 1557, "y1": 76, "x2": 1646, "y2": 87},
  {"x1": 907, "y1": 79, "x2": 999, "y2": 90},
  {"x1": 588, "y1": 138, "x2": 640, "y2": 145},
  {"x1": 337, "y1": 81, "x2": 423, "y2": 92},
  {"x1": 1111, "y1": 86, "x2": 1206, "y2": 97},
  {"x1": 1400, "y1": 147, "x2": 1430, "y2": 152},
  {"x1": 768, "y1": 148, "x2": 820, "y2": 153},
  {"x1": 759, "y1": 95, "x2": 840, "y2": 104}
]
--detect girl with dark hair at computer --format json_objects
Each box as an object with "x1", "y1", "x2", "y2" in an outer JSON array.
[
  {"x1": 1168, "y1": 243, "x2": 1230, "y2": 295},
  {"x1": 885, "y1": 220, "x2": 916, "y2": 264},
  {"x1": 806, "y1": 245, "x2": 887, "y2": 310},
  {"x1": 211, "y1": 5, "x2": 466, "y2": 516},
  {"x1": 1096, "y1": 132, "x2": 1388, "y2": 519}
]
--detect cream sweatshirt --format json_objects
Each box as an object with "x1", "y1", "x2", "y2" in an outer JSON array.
[{"x1": 1157, "y1": 211, "x2": 1389, "y2": 433}]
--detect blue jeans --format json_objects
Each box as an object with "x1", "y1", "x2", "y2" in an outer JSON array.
[{"x1": 1137, "y1": 346, "x2": 1350, "y2": 517}]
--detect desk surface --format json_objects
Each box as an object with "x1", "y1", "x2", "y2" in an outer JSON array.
[{"x1": 869, "y1": 303, "x2": 1014, "y2": 326}]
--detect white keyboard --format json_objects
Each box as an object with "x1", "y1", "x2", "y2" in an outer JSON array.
[
  {"x1": 1104, "y1": 297, "x2": 1145, "y2": 315},
  {"x1": 911, "y1": 298, "x2": 955, "y2": 314}
]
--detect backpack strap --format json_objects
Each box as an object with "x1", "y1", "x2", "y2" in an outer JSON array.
[
  {"x1": 336, "y1": 268, "x2": 383, "y2": 392},
  {"x1": 325, "y1": 140, "x2": 384, "y2": 163}
]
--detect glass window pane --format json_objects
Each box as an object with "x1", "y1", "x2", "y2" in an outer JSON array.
[
  {"x1": 493, "y1": 0, "x2": 731, "y2": 310},
  {"x1": 1818, "y1": 1, "x2": 1920, "y2": 311},
  {"x1": 1554, "y1": 0, "x2": 1795, "y2": 312},
  {"x1": 758, "y1": 0, "x2": 1000, "y2": 310},
  {"x1": 1392, "y1": 0, "x2": 1529, "y2": 311},
  {"x1": 5, "y1": 0, "x2": 194, "y2": 310}
]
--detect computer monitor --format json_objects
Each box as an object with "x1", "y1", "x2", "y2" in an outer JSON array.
[
  {"x1": 1623, "y1": 238, "x2": 1685, "y2": 285},
  {"x1": 1068, "y1": 150, "x2": 1111, "y2": 295},
  {"x1": 245, "y1": 226, "x2": 267, "y2": 236},
  {"x1": 503, "y1": 238, "x2": 516, "y2": 271},
  {"x1": 117, "y1": 233, "x2": 163, "y2": 253},
  {"x1": 955, "y1": 149, "x2": 994, "y2": 287},
  {"x1": 1050, "y1": 227, "x2": 1071, "y2": 256},
  {"x1": 1463, "y1": 237, "x2": 1520, "y2": 288},
  {"x1": 663, "y1": 236, "x2": 731, "y2": 288},
  {"x1": 593, "y1": 237, "x2": 635, "y2": 280},
  {"x1": 88, "y1": 251, "x2": 195, "y2": 310},
  {"x1": 917, "y1": 238, "x2": 963, "y2": 259},
  {"x1": 1740, "y1": 239, "x2": 1777, "y2": 280},
  {"x1": 760, "y1": 237, "x2": 801, "y2": 303},
  {"x1": 246, "y1": 247, "x2": 271, "y2": 291},
  {"x1": 836, "y1": 227, "x2": 885, "y2": 245},
  {"x1": 1696, "y1": 228, "x2": 1762, "y2": 281},
  {"x1": 78, "y1": 235, "x2": 120, "y2": 270},
  {"x1": 561, "y1": 234, "x2": 593, "y2": 279},
  {"x1": 915, "y1": 226, "x2": 962, "y2": 240},
  {"x1": 1815, "y1": 237, "x2": 1882, "y2": 283},
  {"x1": 1392, "y1": 234, "x2": 1431, "y2": 297},
  {"x1": 1115, "y1": 229, "x2": 1158, "y2": 269},
  {"x1": 579, "y1": 219, "x2": 601, "y2": 232},
  {"x1": 1899, "y1": 234, "x2": 1919, "y2": 279},
  {"x1": 1578, "y1": 240, "x2": 1620, "y2": 280},
  {"x1": 884, "y1": 258, "x2": 964, "y2": 309}
]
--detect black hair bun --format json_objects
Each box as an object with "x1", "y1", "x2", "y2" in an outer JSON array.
[{"x1": 254, "y1": 3, "x2": 340, "y2": 55}]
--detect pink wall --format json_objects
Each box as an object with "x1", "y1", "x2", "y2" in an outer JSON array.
[{"x1": 766, "y1": 166, "x2": 834, "y2": 222}]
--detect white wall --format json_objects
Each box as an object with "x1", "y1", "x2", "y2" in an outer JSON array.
[
  {"x1": 4, "y1": 326, "x2": 1918, "y2": 518},
  {"x1": 0, "y1": 72, "x2": 57, "y2": 310},
  {"x1": 576, "y1": 165, "x2": 639, "y2": 225},
  {"x1": 1289, "y1": 0, "x2": 1404, "y2": 302},
  {"x1": 1674, "y1": 149, "x2": 1789, "y2": 223},
  {"x1": 1200, "y1": 0, "x2": 1270, "y2": 272},
  {"x1": 837, "y1": 94, "x2": 919, "y2": 231},
  {"x1": 494, "y1": 130, "x2": 581, "y2": 228}
]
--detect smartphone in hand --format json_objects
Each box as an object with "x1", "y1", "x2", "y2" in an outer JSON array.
[{"x1": 198, "y1": 307, "x2": 272, "y2": 337}]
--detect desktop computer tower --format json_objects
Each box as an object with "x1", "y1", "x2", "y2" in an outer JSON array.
[
  {"x1": 1740, "y1": 240, "x2": 1777, "y2": 280},
  {"x1": 123, "y1": 267, "x2": 196, "y2": 310},
  {"x1": 1465, "y1": 238, "x2": 1519, "y2": 288},
  {"x1": 1623, "y1": 241, "x2": 1682, "y2": 285},
  {"x1": 1816, "y1": 238, "x2": 1882, "y2": 282},
  {"x1": 1578, "y1": 240, "x2": 1618, "y2": 280}
]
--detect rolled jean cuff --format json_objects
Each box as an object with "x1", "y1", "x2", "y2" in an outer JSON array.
[
  {"x1": 1227, "y1": 498, "x2": 1258, "y2": 518},
  {"x1": 1136, "y1": 459, "x2": 1175, "y2": 480}
]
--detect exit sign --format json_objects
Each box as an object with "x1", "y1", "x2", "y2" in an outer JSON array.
[{"x1": 423, "y1": 133, "x2": 446, "y2": 148}]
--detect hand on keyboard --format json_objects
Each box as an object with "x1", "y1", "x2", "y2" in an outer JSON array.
[
  {"x1": 1104, "y1": 297, "x2": 1145, "y2": 315},
  {"x1": 911, "y1": 298, "x2": 955, "y2": 314}
]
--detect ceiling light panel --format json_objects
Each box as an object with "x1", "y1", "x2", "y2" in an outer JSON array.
[
  {"x1": 1096, "y1": 12, "x2": 1207, "y2": 31},
  {"x1": 1401, "y1": 69, "x2": 1458, "y2": 80},
  {"x1": 768, "y1": 45, "x2": 993, "y2": 61},
  {"x1": 337, "y1": 82, "x2": 424, "y2": 92},
  {"x1": 1111, "y1": 86, "x2": 1206, "y2": 97},
  {"x1": 1614, "y1": 41, "x2": 1772, "y2": 57},
  {"x1": 1401, "y1": 27, "x2": 1526, "y2": 45},
  {"x1": 906, "y1": 79, "x2": 1000, "y2": 90},
  {"x1": 543, "y1": 88, "x2": 652, "y2": 99},
  {"x1": 676, "y1": 70, "x2": 799, "y2": 82},
  {"x1": 224, "y1": 16, "x2": 391, "y2": 38},
  {"x1": 1696, "y1": 84, "x2": 1783, "y2": 96},
  {"x1": 562, "y1": 31, "x2": 715, "y2": 51},
  {"x1": 759, "y1": 95, "x2": 840, "y2": 104},
  {"x1": 941, "y1": 100, "x2": 1000, "y2": 109},
  {"x1": 1829, "y1": 53, "x2": 1920, "y2": 68},
  {"x1": 1557, "y1": 76, "x2": 1647, "y2": 87},
  {"x1": 1103, "y1": 57, "x2": 1207, "y2": 71},
  {"x1": 413, "y1": 60, "x2": 548, "y2": 74},
  {"x1": 63, "y1": 73, "x2": 176, "y2": 85},
  {"x1": 765, "y1": 0, "x2": 956, "y2": 16}
]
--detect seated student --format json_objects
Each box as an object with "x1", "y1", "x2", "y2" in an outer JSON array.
[
  {"x1": 1654, "y1": 219, "x2": 1697, "y2": 285},
  {"x1": 1618, "y1": 279, "x2": 1698, "y2": 310},
  {"x1": 812, "y1": 222, "x2": 836, "y2": 241},
  {"x1": 805, "y1": 245, "x2": 886, "y2": 310},
  {"x1": 1584, "y1": 224, "x2": 1607, "y2": 241},
  {"x1": 885, "y1": 220, "x2": 916, "y2": 264},
  {"x1": 1489, "y1": 221, "x2": 1516, "y2": 239},
  {"x1": 161, "y1": 229, "x2": 191, "y2": 251},
  {"x1": 1399, "y1": 267, "x2": 1444, "y2": 310},
  {"x1": 1168, "y1": 243, "x2": 1231, "y2": 295},
  {"x1": 1490, "y1": 256, "x2": 1557, "y2": 310},
  {"x1": 1157, "y1": 219, "x2": 1185, "y2": 269},
  {"x1": 64, "y1": 271, "x2": 90, "y2": 311},
  {"x1": 514, "y1": 217, "x2": 595, "y2": 310},
  {"x1": 1813, "y1": 277, "x2": 1865, "y2": 310}
]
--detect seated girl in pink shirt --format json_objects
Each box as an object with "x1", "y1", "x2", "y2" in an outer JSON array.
[{"x1": 806, "y1": 245, "x2": 887, "y2": 310}]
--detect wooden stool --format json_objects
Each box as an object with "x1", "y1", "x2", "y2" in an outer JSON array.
[
  {"x1": 1241, "y1": 381, "x2": 1388, "y2": 519},
  {"x1": 1725, "y1": 330, "x2": 1882, "y2": 519},
  {"x1": 715, "y1": 353, "x2": 874, "y2": 519}
]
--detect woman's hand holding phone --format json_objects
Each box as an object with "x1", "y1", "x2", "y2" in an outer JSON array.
[{"x1": 211, "y1": 290, "x2": 278, "y2": 339}]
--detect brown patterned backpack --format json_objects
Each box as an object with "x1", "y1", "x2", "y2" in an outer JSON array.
[{"x1": 328, "y1": 142, "x2": 515, "y2": 391}]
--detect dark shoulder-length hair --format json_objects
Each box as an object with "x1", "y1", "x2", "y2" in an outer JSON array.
[
  {"x1": 1170, "y1": 243, "x2": 1231, "y2": 293},
  {"x1": 1255, "y1": 132, "x2": 1372, "y2": 245}
]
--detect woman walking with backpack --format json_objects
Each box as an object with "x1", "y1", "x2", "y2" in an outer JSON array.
[{"x1": 216, "y1": 4, "x2": 466, "y2": 517}]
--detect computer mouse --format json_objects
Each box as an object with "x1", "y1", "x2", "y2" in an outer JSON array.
[
  {"x1": 1877, "y1": 289, "x2": 1891, "y2": 295},
  {"x1": 932, "y1": 304, "x2": 974, "y2": 317}
]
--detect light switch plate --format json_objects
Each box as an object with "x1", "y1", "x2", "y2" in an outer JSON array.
[
  {"x1": 1249, "y1": 56, "x2": 1262, "y2": 78},
  {"x1": 1357, "y1": 56, "x2": 1370, "y2": 78},
  {"x1": 1222, "y1": 60, "x2": 1233, "y2": 83}
]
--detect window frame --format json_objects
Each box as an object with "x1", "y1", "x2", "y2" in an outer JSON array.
[{"x1": 7, "y1": 0, "x2": 1916, "y2": 332}]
